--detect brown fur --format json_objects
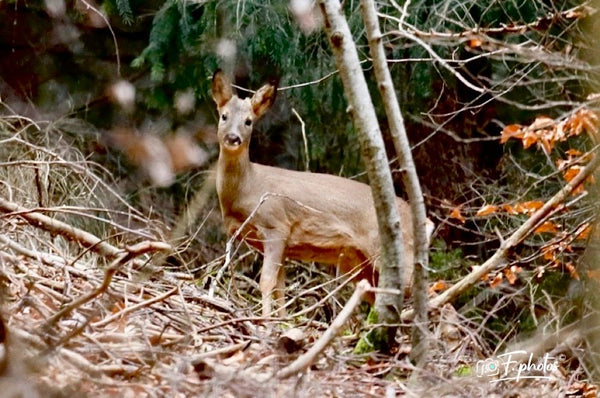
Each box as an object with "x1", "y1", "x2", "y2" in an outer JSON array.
[{"x1": 212, "y1": 70, "x2": 433, "y2": 316}]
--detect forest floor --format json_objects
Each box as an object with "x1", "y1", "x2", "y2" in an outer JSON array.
[{"x1": 0, "y1": 118, "x2": 596, "y2": 397}]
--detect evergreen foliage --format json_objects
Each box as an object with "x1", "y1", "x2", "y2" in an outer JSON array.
[
  {"x1": 109, "y1": 0, "x2": 135, "y2": 25},
  {"x1": 130, "y1": 0, "x2": 366, "y2": 174}
]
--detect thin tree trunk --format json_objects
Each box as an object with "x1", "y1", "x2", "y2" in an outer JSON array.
[
  {"x1": 319, "y1": 0, "x2": 406, "y2": 351},
  {"x1": 360, "y1": 0, "x2": 431, "y2": 364}
]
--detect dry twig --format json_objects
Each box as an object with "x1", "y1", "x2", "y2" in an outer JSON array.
[{"x1": 276, "y1": 280, "x2": 371, "y2": 379}]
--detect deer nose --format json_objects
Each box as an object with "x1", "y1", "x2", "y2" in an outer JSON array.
[{"x1": 224, "y1": 133, "x2": 242, "y2": 147}]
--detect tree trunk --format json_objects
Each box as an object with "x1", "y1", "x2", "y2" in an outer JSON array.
[
  {"x1": 360, "y1": 0, "x2": 432, "y2": 364},
  {"x1": 319, "y1": 0, "x2": 406, "y2": 352}
]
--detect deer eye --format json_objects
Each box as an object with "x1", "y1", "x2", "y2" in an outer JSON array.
[
  {"x1": 245, "y1": 118, "x2": 252, "y2": 127},
  {"x1": 221, "y1": 114, "x2": 228, "y2": 122}
]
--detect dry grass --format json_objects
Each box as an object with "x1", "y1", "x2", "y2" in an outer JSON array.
[{"x1": 0, "y1": 116, "x2": 596, "y2": 397}]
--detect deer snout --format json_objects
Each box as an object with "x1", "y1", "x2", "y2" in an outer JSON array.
[{"x1": 223, "y1": 133, "x2": 242, "y2": 147}]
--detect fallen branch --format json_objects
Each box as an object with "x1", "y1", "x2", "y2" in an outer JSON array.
[
  {"x1": 91, "y1": 286, "x2": 178, "y2": 328},
  {"x1": 276, "y1": 279, "x2": 371, "y2": 379},
  {"x1": 13, "y1": 328, "x2": 139, "y2": 376},
  {"x1": 0, "y1": 197, "x2": 170, "y2": 259},
  {"x1": 42, "y1": 241, "x2": 171, "y2": 330},
  {"x1": 190, "y1": 341, "x2": 251, "y2": 363},
  {"x1": 402, "y1": 151, "x2": 600, "y2": 321},
  {"x1": 0, "y1": 197, "x2": 172, "y2": 279}
]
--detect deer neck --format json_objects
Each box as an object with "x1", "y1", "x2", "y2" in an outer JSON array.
[{"x1": 216, "y1": 145, "x2": 253, "y2": 209}]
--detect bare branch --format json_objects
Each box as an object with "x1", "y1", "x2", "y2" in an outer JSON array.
[
  {"x1": 42, "y1": 241, "x2": 171, "y2": 330},
  {"x1": 276, "y1": 279, "x2": 371, "y2": 379},
  {"x1": 402, "y1": 150, "x2": 600, "y2": 321},
  {"x1": 0, "y1": 197, "x2": 172, "y2": 259}
]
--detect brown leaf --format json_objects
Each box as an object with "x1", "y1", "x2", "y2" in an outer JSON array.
[
  {"x1": 468, "y1": 37, "x2": 483, "y2": 48},
  {"x1": 565, "y1": 148, "x2": 583, "y2": 158},
  {"x1": 476, "y1": 204, "x2": 498, "y2": 216},
  {"x1": 534, "y1": 221, "x2": 559, "y2": 234},
  {"x1": 575, "y1": 223, "x2": 592, "y2": 240},
  {"x1": 563, "y1": 165, "x2": 593, "y2": 195},
  {"x1": 489, "y1": 273, "x2": 503, "y2": 288},
  {"x1": 563, "y1": 166, "x2": 582, "y2": 183},
  {"x1": 522, "y1": 131, "x2": 538, "y2": 149},
  {"x1": 500, "y1": 124, "x2": 523, "y2": 143},
  {"x1": 565, "y1": 109, "x2": 599, "y2": 138},
  {"x1": 565, "y1": 262, "x2": 580, "y2": 280},
  {"x1": 539, "y1": 136, "x2": 554, "y2": 154},
  {"x1": 529, "y1": 116, "x2": 555, "y2": 130},
  {"x1": 429, "y1": 280, "x2": 450, "y2": 293},
  {"x1": 449, "y1": 206, "x2": 466, "y2": 224},
  {"x1": 582, "y1": 382, "x2": 598, "y2": 398},
  {"x1": 542, "y1": 246, "x2": 556, "y2": 261},
  {"x1": 502, "y1": 204, "x2": 516, "y2": 214},
  {"x1": 504, "y1": 268, "x2": 517, "y2": 285},
  {"x1": 513, "y1": 200, "x2": 544, "y2": 214}
]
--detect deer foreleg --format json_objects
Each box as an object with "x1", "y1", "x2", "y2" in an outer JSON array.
[{"x1": 260, "y1": 235, "x2": 286, "y2": 317}]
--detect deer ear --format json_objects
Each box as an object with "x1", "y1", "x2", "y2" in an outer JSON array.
[
  {"x1": 211, "y1": 70, "x2": 233, "y2": 108},
  {"x1": 251, "y1": 82, "x2": 277, "y2": 119}
]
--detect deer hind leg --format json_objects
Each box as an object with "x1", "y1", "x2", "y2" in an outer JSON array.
[
  {"x1": 337, "y1": 250, "x2": 377, "y2": 305},
  {"x1": 259, "y1": 233, "x2": 286, "y2": 317}
]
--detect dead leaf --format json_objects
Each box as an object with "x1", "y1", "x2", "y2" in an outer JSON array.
[
  {"x1": 522, "y1": 130, "x2": 538, "y2": 149},
  {"x1": 504, "y1": 267, "x2": 517, "y2": 285},
  {"x1": 476, "y1": 204, "x2": 498, "y2": 216},
  {"x1": 489, "y1": 273, "x2": 503, "y2": 288},
  {"x1": 582, "y1": 382, "x2": 598, "y2": 398},
  {"x1": 563, "y1": 165, "x2": 593, "y2": 195},
  {"x1": 565, "y1": 262, "x2": 580, "y2": 280},
  {"x1": 563, "y1": 109, "x2": 598, "y2": 141},
  {"x1": 513, "y1": 201, "x2": 544, "y2": 214},
  {"x1": 563, "y1": 166, "x2": 582, "y2": 183},
  {"x1": 535, "y1": 221, "x2": 559, "y2": 234},
  {"x1": 500, "y1": 124, "x2": 523, "y2": 143},
  {"x1": 539, "y1": 136, "x2": 554, "y2": 154},
  {"x1": 565, "y1": 148, "x2": 583, "y2": 158},
  {"x1": 449, "y1": 206, "x2": 466, "y2": 224},
  {"x1": 529, "y1": 116, "x2": 555, "y2": 130},
  {"x1": 502, "y1": 204, "x2": 517, "y2": 215},
  {"x1": 575, "y1": 223, "x2": 592, "y2": 240},
  {"x1": 468, "y1": 37, "x2": 483, "y2": 48},
  {"x1": 542, "y1": 246, "x2": 556, "y2": 261},
  {"x1": 429, "y1": 280, "x2": 450, "y2": 293}
]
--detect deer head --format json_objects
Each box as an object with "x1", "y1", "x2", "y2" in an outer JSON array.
[{"x1": 211, "y1": 70, "x2": 277, "y2": 154}]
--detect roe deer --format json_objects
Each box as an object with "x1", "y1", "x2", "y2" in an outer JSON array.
[{"x1": 212, "y1": 70, "x2": 434, "y2": 317}]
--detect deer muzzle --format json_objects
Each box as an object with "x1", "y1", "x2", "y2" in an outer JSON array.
[{"x1": 223, "y1": 133, "x2": 242, "y2": 147}]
